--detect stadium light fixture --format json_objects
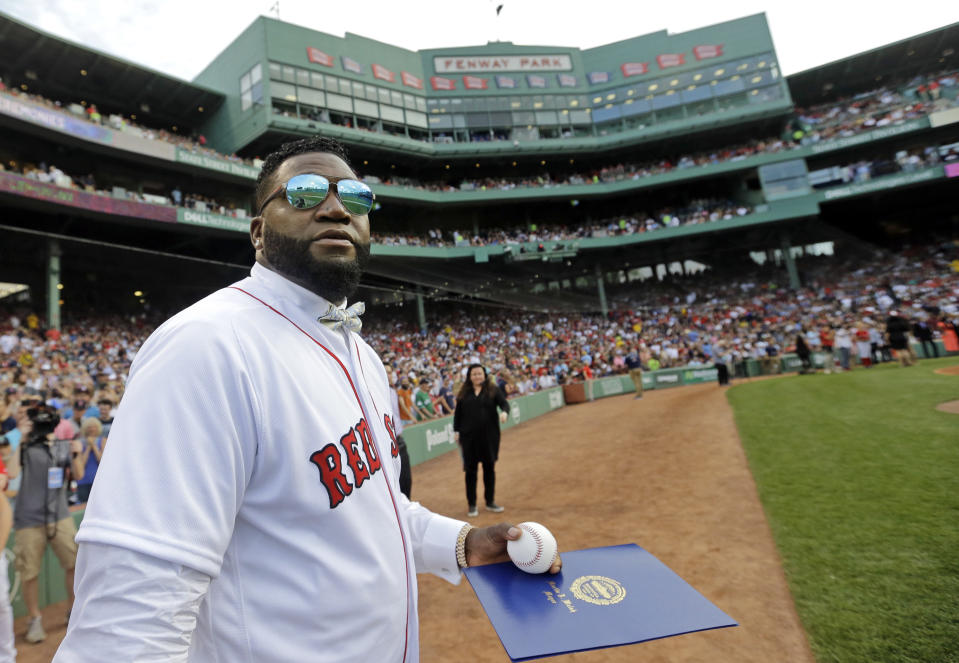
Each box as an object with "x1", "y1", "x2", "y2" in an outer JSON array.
[
  {"x1": 59, "y1": 299, "x2": 64, "y2": 306},
  {"x1": 475, "y1": 163, "x2": 480, "y2": 168},
  {"x1": 198, "y1": 106, "x2": 204, "y2": 112},
  {"x1": 134, "y1": 291, "x2": 143, "y2": 297},
  {"x1": 670, "y1": 79, "x2": 678, "y2": 86},
  {"x1": 80, "y1": 69, "x2": 87, "y2": 76},
  {"x1": 714, "y1": 69, "x2": 724, "y2": 76},
  {"x1": 445, "y1": 164, "x2": 450, "y2": 169},
  {"x1": 56, "y1": 283, "x2": 64, "y2": 290},
  {"x1": 20, "y1": 84, "x2": 27, "y2": 91}
]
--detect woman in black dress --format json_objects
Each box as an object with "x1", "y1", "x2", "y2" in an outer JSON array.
[{"x1": 453, "y1": 363, "x2": 510, "y2": 517}]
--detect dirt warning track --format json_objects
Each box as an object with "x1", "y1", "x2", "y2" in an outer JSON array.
[{"x1": 415, "y1": 382, "x2": 815, "y2": 663}]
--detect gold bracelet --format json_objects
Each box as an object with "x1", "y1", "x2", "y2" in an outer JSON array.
[{"x1": 456, "y1": 524, "x2": 474, "y2": 569}]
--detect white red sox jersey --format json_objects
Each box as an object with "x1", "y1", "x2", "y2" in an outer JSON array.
[{"x1": 57, "y1": 263, "x2": 466, "y2": 662}]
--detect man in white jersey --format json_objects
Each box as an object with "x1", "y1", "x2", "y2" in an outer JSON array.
[{"x1": 54, "y1": 137, "x2": 560, "y2": 662}]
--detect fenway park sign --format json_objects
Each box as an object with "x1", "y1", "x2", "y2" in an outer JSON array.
[{"x1": 433, "y1": 54, "x2": 572, "y2": 73}]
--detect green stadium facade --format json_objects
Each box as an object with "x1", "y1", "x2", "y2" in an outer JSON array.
[{"x1": 0, "y1": 11, "x2": 957, "y2": 324}]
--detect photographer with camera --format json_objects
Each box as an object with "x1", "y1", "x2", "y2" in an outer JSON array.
[{"x1": 6, "y1": 395, "x2": 84, "y2": 644}]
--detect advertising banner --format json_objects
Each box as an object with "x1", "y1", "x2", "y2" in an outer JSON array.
[
  {"x1": 0, "y1": 93, "x2": 113, "y2": 143},
  {"x1": 820, "y1": 167, "x2": 942, "y2": 201},
  {"x1": 0, "y1": 171, "x2": 176, "y2": 223},
  {"x1": 945, "y1": 162, "x2": 959, "y2": 178},
  {"x1": 341, "y1": 56, "x2": 364, "y2": 74},
  {"x1": 174, "y1": 148, "x2": 259, "y2": 179},
  {"x1": 495, "y1": 75, "x2": 517, "y2": 89},
  {"x1": 693, "y1": 45, "x2": 724, "y2": 60},
  {"x1": 176, "y1": 208, "x2": 250, "y2": 233},
  {"x1": 401, "y1": 71, "x2": 423, "y2": 89},
  {"x1": 463, "y1": 75, "x2": 488, "y2": 90},
  {"x1": 681, "y1": 367, "x2": 719, "y2": 384},
  {"x1": 372, "y1": 64, "x2": 395, "y2": 82},
  {"x1": 527, "y1": 75, "x2": 548, "y2": 89},
  {"x1": 587, "y1": 71, "x2": 610, "y2": 85},
  {"x1": 306, "y1": 47, "x2": 334, "y2": 67},
  {"x1": 430, "y1": 76, "x2": 457, "y2": 91},
  {"x1": 557, "y1": 73, "x2": 577, "y2": 88},
  {"x1": 656, "y1": 53, "x2": 686, "y2": 69},
  {"x1": 620, "y1": 62, "x2": 649, "y2": 77}
]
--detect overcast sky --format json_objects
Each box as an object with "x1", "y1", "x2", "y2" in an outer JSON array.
[{"x1": 1, "y1": 0, "x2": 956, "y2": 81}]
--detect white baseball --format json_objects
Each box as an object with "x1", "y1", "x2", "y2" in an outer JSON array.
[{"x1": 507, "y1": 522, "x2": 558, "y2": 574}]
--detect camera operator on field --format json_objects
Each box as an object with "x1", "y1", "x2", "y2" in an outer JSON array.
[{"x1": 6, "y1": 394, "x2": 84, "y2": 644}]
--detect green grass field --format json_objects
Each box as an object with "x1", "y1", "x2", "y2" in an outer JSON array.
[{"x1": 727, "y1": 358, "x2": 959, "y2": 663}]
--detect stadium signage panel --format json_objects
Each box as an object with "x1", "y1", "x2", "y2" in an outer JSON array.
[
  {"x1": 306, "y1": 47, "x2": 334, "y2": 67},
  {"x1": 341, "y1": 56, "x2": 364, "y2": 74},
  {"x1": 463, "y1": 75, "x2": 488, "y2": 90},
  {"x1": 401, "y1": 71, "x2": 423, "y2": 89},
  {"x1": 588, "y1": 71, "x2": 611, "y2": 84},
  {"x1": 178, "y1": 209, "x2": 250, "y2": 233},
  {"x1": 0, "y1": 172, "x2": 176, "y2": 222},
  {"x1": 809, "y1": 119, "x2": 927, "y2": 154},
  {"x1": 821, "y1": 167, "x2": 941, "y2": 201},
  {"x1": 430, "y1": 76, "x2": 457, "y2": 91},
  {"x1": 0, "y1": 93, "x2": 113, "y2": 144},
  {"x1": 372, "y1": 64, "x2": 395, "y2": 82},
  {"x1": 175, "y1": 149, "x2": 259, "y2": 179},
  {"x1": 693, "y1": 44, "x2": 724, "y2": 60},
  {"x1": 656, "y1": 53, "x2": 685, "y2": 69},
  {"x1": 620, "y1": 62, "x2": 649, "y2": 77},
  {"x1": 433, "y1": 54, "x2": 573, "y2": 73}
]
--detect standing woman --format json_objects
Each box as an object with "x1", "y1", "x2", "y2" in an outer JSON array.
[{"x1": 453, "y1": 364, "x2": 510, "y2": 518}]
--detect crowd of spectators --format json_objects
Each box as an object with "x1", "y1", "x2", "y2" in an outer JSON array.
[
  {"x1": 810, "y1": 142, "x2": 957, "y2": 188},
  {"x1": 792, "y1": 70, "x2": 957, "y2": 144},
  {"x1": 0, "y1": 77, "x2": 255, "y2": 167},
  {"x1": 3, "y1": 67, "x2": 958, "y2": 201},
  {"x1": 0, "y1": 160, "x2": 251, "y2": 219},
  {"x1": 375, "y1": 199, "x2": 753, "y2": 248},
  {"x1": 5, "y1": 240, "x2": 955, "y2": 442}
]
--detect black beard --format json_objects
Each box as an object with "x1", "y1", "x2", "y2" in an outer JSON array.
[{"x1": 262, "y1": 225, "x2": 371, "y2": 303}]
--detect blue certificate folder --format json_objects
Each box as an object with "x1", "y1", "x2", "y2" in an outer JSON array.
[{"x1": 463, "y1": 543, "x2": 737, "y2": 661}]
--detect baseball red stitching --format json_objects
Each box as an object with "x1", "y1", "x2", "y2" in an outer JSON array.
[{"x1": 517, "y1": 524, "x2": 544, "y2": 567}]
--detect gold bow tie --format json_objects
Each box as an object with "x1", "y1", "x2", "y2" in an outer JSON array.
[{"x1": 318, "y1": 302, "x2": 365, "y2": 332}]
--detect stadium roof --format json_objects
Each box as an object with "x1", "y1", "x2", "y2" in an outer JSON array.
[
  {"x1": 0, "y1": 11, "x2": 224, "y2": 132},
  {"x1": 787, "y1": 21, "x2": 959, "y2": 107}
]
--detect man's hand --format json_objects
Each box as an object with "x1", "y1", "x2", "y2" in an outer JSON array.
[{"x1": 465, "y1": 523, "x2": 562, "y2": 574}]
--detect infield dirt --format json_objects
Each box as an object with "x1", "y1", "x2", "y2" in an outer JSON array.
[
  {"x1": 16, "y1": 381, "x2": 815, "y2": 662},
  {"x1": 415, "y1": 382, "x2": 815, "y2": 662}
]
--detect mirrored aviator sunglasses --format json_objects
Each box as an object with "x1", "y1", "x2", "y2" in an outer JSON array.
[{"x1": 283, "y1": 173, "x2": 375, "y2": 216}]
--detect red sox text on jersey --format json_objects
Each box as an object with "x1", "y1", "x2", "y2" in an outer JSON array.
[{"x1": 310, "y1": 414, "x2": 400, "y2": 508}]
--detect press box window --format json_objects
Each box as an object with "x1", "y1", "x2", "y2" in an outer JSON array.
[{"x1": 241, "y1": 63, "x2": 264, "y2": 111}]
